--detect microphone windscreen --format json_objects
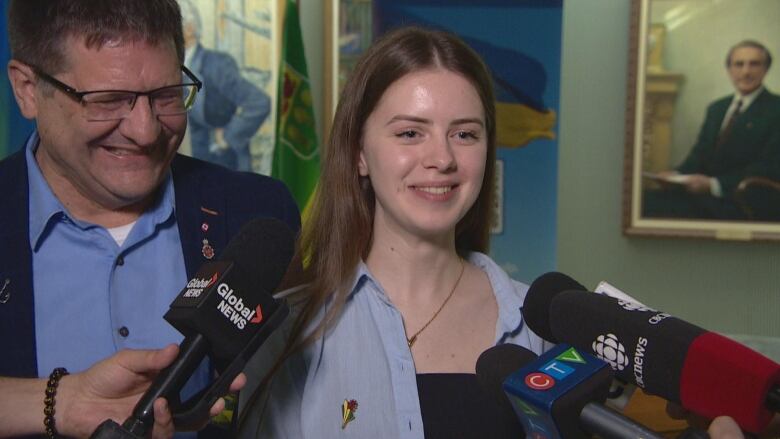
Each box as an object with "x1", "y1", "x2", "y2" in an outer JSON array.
[
  {"x1": 522, "y1": 272, "x2": 587, "y2": 343},
  {"x1": 680, "y1": 332, "x2": 780, "y2": 433},
  {"x1": 219, "y1": 217, "x2": 296, "y2": 295},
  {"x1": 475, "y1": 343, "x2": 538, "y2": 406}
]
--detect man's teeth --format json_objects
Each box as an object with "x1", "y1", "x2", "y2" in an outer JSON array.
[
  {"x1": 106, "y1": 147, "x2": 141, "y2": 156},
  {"x1": 417, "y1": 186, "x2": 453, "y2": 195}
]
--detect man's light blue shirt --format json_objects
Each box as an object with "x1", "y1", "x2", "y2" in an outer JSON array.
[
  {"x1": 26, "y1": 132, "x2": 208, "y2": 397},
  {"x1": 238, "y1": 252, "x2": 552, "y2": 439}
]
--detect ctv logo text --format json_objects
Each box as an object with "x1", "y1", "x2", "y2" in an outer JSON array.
[{"x1": 524, "y1": 347, "x2": 586, "y2": 391}]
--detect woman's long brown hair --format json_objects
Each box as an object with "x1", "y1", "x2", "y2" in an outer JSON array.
[
  {"x1": 241, "y1": 26, "x2": 498, "y2": 423},
  {"x1": 291, "y1": 24, "x2": 497, "y2": 352}
]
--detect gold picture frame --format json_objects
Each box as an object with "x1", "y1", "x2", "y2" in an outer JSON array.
[
  {"x1": 623, "y1": 0, "x2": 780, "y2": 241},
  {"x1": 323, "y1": 0, "x2": 373, "y2": 142}
]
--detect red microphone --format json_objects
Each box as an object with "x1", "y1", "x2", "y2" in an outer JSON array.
[{"x1": 680, "y1": 331, "x2": 780, "y2": 432}]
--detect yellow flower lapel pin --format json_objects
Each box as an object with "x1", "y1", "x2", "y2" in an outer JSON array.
[{"x1": 341, "y1": 399, "x2": 358, "y2": 429}]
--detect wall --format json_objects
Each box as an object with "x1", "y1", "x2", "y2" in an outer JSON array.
[
  {"x1": 558, "y1": 0, "x2": 780, "y2": 343},
  {"x1": 299, "y1": 0, "x2": 324, "y2": 140}
]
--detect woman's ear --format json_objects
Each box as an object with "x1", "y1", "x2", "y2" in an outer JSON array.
[
  {"x1": 358, "y1": 149, "x2": 369, "y2": 176},
  {"x1": 7, "y1": 60, "x2": 40, "y2": 119}
]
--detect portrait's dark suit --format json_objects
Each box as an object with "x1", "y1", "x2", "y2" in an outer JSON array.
[
  {"x1": 643, "y1": 89, "x2": 780, "y2": 219},
  {"x1": 677, "y1": 88, "x2": 780, "y2": 197}
]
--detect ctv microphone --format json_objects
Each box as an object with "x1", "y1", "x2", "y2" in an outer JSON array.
[
  {"x1": 522, "y1": 272, "x2": 780, "y2": 434},
  {"x1": 90, "y1": 218, "x2": 295, "y2": 439},
  {"x1": 476, "y1": 343, "x2": 665, "y2": 439}
]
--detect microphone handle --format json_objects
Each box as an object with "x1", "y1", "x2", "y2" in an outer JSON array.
[
  {"x1": 580, "y1": 402, "x2": 665, "y2": 439},
  {"x1": 766, "y1": 385, "x2": 780, "y2": 412},
  {"x1": 123, "y1": 334, "x2": 210, "y2": 437},
  {"x1": 677, "y1": 427, "x2": 711, "y2": 439}
]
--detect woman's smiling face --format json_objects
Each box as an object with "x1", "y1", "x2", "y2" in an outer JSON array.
[{"x1": 359, "y1": 68, "x2": 487, "y2": 242}]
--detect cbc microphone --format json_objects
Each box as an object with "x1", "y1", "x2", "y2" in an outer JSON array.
[
  {"x1": 476, "y1": 343, "x2": 665, "y2": 439},
  {"x1": 522, "y1": 272, "x2": 780, "y2": 434},
  {"x1": 90, "y1": 217, "x2": 295, "y2": 438}
]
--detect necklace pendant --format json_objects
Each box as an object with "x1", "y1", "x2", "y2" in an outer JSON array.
[{"x1": 407, "y1": 335, "x2": 417, "y2": 348}]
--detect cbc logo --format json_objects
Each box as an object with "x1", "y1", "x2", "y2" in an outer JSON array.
[
  {"x1": 525, "y1": 372, "x2": 556, "y2": 391},
  {"x1": 617, "y1": 300, "x2": 655, "y2": 313},
  {"x1": 592, "y1": 333, "x2": 629, "y2": 371}
]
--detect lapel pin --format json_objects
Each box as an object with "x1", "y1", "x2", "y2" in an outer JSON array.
[
  {"x1": 341, "y1": 399, "x2": 358, "y2": 429},
  {"x1": 201, "y1": 222, "x2": 209, "y2": 232},
  {"x1": 201, "y1": 239, "x2": 215, "y2": 260},
  {"x1": 0, "y1": 279, "x2": 9, "y2": 304}
]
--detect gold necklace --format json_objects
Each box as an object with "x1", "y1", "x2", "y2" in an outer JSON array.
[{"x1": 406, "y1": 258, "x2": 465, "y2": 348}]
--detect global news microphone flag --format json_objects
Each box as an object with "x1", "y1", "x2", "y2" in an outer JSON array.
[{"x1": 272, "y1": 0, "x2": 320, "y2": 212}]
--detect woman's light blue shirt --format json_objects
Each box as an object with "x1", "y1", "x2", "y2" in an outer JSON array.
[{"x1": 238, "y1": 252, "x2": 551, "y2": 439}]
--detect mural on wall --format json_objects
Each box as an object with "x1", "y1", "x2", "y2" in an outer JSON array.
[
  {"x1": 179, "y1": 0, "x2": 279, "y2": 174},
  {"x1": 359, "y1": 0, "x2": 564, "y2": 281}
]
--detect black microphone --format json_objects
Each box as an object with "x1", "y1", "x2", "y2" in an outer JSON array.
[
  {"x1": 90, "y1": 217, "x2": 295, "y2": 438},
  {"x1": 476, "y1": 343, "x2": 666, "y2": 439},
  {"x1": 522, "y1": 272, "x2": 780, "y2": 434}
]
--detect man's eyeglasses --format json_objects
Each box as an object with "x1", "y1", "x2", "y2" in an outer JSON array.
[{"x1": 32, "y1": 65, "x2": 203, "y2": 122}]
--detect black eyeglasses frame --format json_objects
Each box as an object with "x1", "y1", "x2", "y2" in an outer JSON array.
[{"x1": 31, "y1": 64, "x2": 203, "y2": 114}]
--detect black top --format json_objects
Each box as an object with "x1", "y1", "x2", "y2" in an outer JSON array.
[{"x1": 417, "y1": 373, "x2": 525, "y2": 439}]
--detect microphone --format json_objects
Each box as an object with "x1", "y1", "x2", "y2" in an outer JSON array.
[
  {"x1": 522, "y1": 272, "x2": 780, "y2": 434},
  {"x1": 90, "y1": 217, "x2": 295, "y2": 438},
  {"x1": 476, "y1": 343, "x2": 665, "y2": 439}
]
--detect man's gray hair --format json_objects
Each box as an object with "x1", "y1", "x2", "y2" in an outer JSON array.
[
  {"x1": 726, "y1": 39, "x2": 773, "y2": 69},
  {"x1": 8, "y1": 0, "x2": 185, "y2": 72},
  {"x1": 178, "y1": 0, "x2": 202, "y2": 40}
]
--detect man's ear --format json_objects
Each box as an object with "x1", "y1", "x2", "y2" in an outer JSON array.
[
  {"x1": 7, "y1": 60, "x2": 40, "y2": 119},
  {"x1": 358, "y1": 149, "x2": 369, "y2": 176}
]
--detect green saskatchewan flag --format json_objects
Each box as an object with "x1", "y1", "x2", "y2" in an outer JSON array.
[{"x1": 272, "y1": 0, "x2": 320, "y2": 211}]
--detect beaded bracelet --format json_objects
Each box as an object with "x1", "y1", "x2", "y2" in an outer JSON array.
[{"x1": 43, "y1": 367, "x2": 69, "y2": 439}]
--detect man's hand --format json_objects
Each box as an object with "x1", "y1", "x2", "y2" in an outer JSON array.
[
  {"x1": 708, "y1": 416, "x2": 745, "y2": 439},
  {"x1": 682, "y1": 174, "x2": 713, "y2": 194},
  {"x1": 55, "y1": 345, "x2": 245, "y2": 439},
  {"x1": 668, "y1": 402, "x2": 780, "y2": 438},
  {"x1": 209, "y1": 128, "x2": 230, "y2": 154}
]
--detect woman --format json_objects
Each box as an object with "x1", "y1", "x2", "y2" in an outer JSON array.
[{"x1": 238, "y1": 26, "x2": 550, "y2": 438}]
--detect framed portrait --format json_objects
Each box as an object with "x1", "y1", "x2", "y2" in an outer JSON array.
[{"x1": 623, "y1": 0, "x2": 780, "y2": 241}]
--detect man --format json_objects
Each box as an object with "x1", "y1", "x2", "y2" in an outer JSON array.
[
  {"x1": 643, "y1": 40, "x2": 780, "y2": 220},
  {"x1": 0, "y1": 0, "x2": 299, "y2": 437},
  {"x1": 179, "y1": 0, "x2": 270, "y2": 172}
]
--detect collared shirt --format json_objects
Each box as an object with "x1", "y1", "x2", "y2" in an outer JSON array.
[
  {"x1": 723, "y1": 85, "x2": 764, "y2": 121},
  {"x1": 26, "y1": 132, "x2": 209, "y2": 401},
  {"x1": 710, "y1": 86, "x2": 766, "y2": 197},
  {"x1": 238, "y1": 252, "x2": 551, "y2": 439},
  {"x1": 721, "y1": 85, "x2": 765, "y2": 129}
]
